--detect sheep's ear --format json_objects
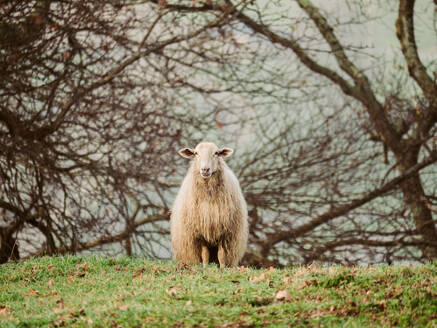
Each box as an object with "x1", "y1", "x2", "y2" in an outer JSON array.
[
  {"x1": 217, "y1": 147, "x2": 233, "y2": 157},
  {"x1": 178, "y1": 148, "x2": 196, "y2": 159}
]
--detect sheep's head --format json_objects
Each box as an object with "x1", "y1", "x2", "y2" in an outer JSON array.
[{"x1": 179, "y1": 142, "x2": 233, "y2": 179}]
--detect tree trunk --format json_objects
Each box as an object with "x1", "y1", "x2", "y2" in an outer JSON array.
[
  {"x1": 125, "y1": 237, "x2": 132, "y2": 257},
  {"x1": 0, "y1": 227, "x2": 19, "y2": 264},
  {"x1": 398, "y1": 151, "x2": 437, "y2": 260}
]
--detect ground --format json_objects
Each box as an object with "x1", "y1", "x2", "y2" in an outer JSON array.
[{"x1": 0, "y1": 256, "x2": 436, "y2": 327}]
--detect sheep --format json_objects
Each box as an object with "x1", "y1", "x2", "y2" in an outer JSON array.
[{"x1": 170, "y1": 142, "x2": 248, "y2": 268}]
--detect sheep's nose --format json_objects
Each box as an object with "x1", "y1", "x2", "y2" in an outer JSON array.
[{"x1": 201, "y1": 168, "x2": 210, "y2": 174}]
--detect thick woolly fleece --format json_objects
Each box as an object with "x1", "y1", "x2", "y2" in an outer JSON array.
[{"x1": 170, "y1": 148, "x2": 248, "y2": 267}]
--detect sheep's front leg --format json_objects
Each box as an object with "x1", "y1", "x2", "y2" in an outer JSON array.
[
  {"x1": 217, "y1": 243, "x2": 226, "y2": 269},
  {"x1": 201, "y1": 244, "x2": 209, "y2": 268}
]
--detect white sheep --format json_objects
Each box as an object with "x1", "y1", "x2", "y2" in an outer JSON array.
[{"x1": 170, "y1": 142, "x2": 248, "y2": 268}]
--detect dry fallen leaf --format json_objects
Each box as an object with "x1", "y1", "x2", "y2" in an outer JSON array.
[
  {"x1": 67, "y1": 274, "x2": 75, "y2": 285},
  {"x1": 298, "y1": 280, "x2": 310, "y2": 289},
  {"x1": 177, "y1": 263, "x2": 190, "y2": 271},
  {"x1": 233, "y1": 288, "x2": 242, "y2": 295},
  {"x1": 53, "y1": 298, "x2": 65, "y2": 313},
  {"x1": 0, "y1": 305, "x2": 11, "y2": 318},
  {"x1": 275, "y1": 290, "x2": 291, "y2": 302},
  {"x1": 295, "y1": 267, "x2": 309, "y2": 276},
  {"x1": 249, "y1": 273, "x2": 266, "y2": 283},
  {"x1": 48, "y1": 279, "x2": 55, "y2": 287},
  {"x1": 118, "y1": 304, "x2": 129, "y2": 310},
  {"x1": 75, "y1": 263, "x2": 89, "y2": 271},
  {"x1": 165, "y1": 285, "x2": 182, "y2": 298},
  {"x1": 47, "y1": 264, "x2": 55, "y2": 271},
  {"x1": 267, "y1": 266, "x2": 275, "y2": 273},
  {"x1": 80, "y1": 317, "x2": 93, "y2": 324},
  {"x1": 133, "y1": 271, "x2": 142, "y2": 279},
  {"x1": 25, "y1": 289, "x2": 39, "y2": 297},
  {"x1": 282, "y1": 275, "x2": 292, "y2": 283}
]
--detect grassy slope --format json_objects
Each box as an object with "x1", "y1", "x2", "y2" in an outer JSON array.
[{"x1": 0, "y1": 257, "x2": 436, "y2": 327}]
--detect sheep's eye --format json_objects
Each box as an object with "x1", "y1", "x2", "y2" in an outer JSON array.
[
  {"x1": 194, "y1": 151, "x2": 198, "y2": 156},
  {"x1": 214, "y1": 151, "x2": 219, "y2": 156}
]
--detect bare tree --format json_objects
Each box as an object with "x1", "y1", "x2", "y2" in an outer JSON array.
[
  {"x1": 151, "y1": 0, "x2": 437, "y2": 265},
  {"x1": 236, "y1": 0, "x2": 437, "y2": 263},
  {"x1": 0, "y1": 0, "x2": 246, "y2": 262}
]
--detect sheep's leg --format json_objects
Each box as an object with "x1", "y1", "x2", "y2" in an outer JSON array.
[
  {"x1": 201, "y1": 244, "x2": 209, "y2": 268},
  {"x1": 173, "y1": 237, "x2": 202, "y2": 265},
  {"x1": 217, "y1": 243, "x2": 226, "y2": 269}
]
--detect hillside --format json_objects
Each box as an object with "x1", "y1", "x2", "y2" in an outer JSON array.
[{"x1": 0, "y1": 257, "x2": 436, "y2": 327}]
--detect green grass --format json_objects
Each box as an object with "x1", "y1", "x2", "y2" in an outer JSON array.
[{"x1": 0, "y1": 257, "x2": 436, "y2": 327}]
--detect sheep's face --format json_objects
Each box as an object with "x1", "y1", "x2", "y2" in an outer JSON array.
[{"x1": 179, "y1": 142, "x2": 233, "y2": 179}]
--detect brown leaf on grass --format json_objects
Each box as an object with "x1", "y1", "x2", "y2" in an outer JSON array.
[
  {"x1": 118, "y1": 304, "x2": 129, "y2": 310},
  {"x1": 53, "y1": 298, "x2": 65, "y2": 313},
  {"x1": 24, "y1": 289, "x2": 39, "y2": 297},
  {"x1": 267, "y1": 266, "x2": 275, "y2": 273},
  {"x1": 75, "y1": 263, "x2": 89, "y2": 271},
  {"x1": 67, "y1": 274, "x2": 75, "y2": 285},
  {"x1": 75, "y1": 263, "x2": 89, "y2": 278},
  {"x1": 282, "y1": 275, "x2": 292, "y2": 283},
  {"x1": 298, "y1": 280, "x2": 311, "y2": 289},
  {"x1": 47, "y1": 264, "x2": 55, "y2": 271},
  {"x1": 177, "y1": 263, "x2": 190, "y2": 271},
  {"x1": 309, "y1": 264, "x2": 327, "y2": 274},
  {"x1": 151, "y1": 266, "x2": 170, "y2": 275},
  {"x1": 377, "y1": 300, "x2": 387, "y2": 310},
  {"x1": 295, "y1": 267, "x2": 309, "y2": 276},
  {"x1": 132, "y1": 271, "x2": 142, "y2": 279},
  {"x1": 69, "y1": 309, "x2": 85, "y2": 318},
  {"x1": 166, "y1": 285, "x2": 182, "y2": 298},
  {"x1": 275, "y1": 290, "x2": 291, "y2": 302},
  {"x1": 347, "y1": 300, "x2": 357, "y2": 307},
  {"x1": 0, "y1": 305, "x2": 11, "y2": 318},
  {"x1": 48, "y1": 279, "x2": 55, "y2": 287},
  {"x1": 233, "y1": 288, "x2": 242, "y2": 295},
  {"x1": 249, "y1": 273, "x2": 266, "y2": 283}
]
